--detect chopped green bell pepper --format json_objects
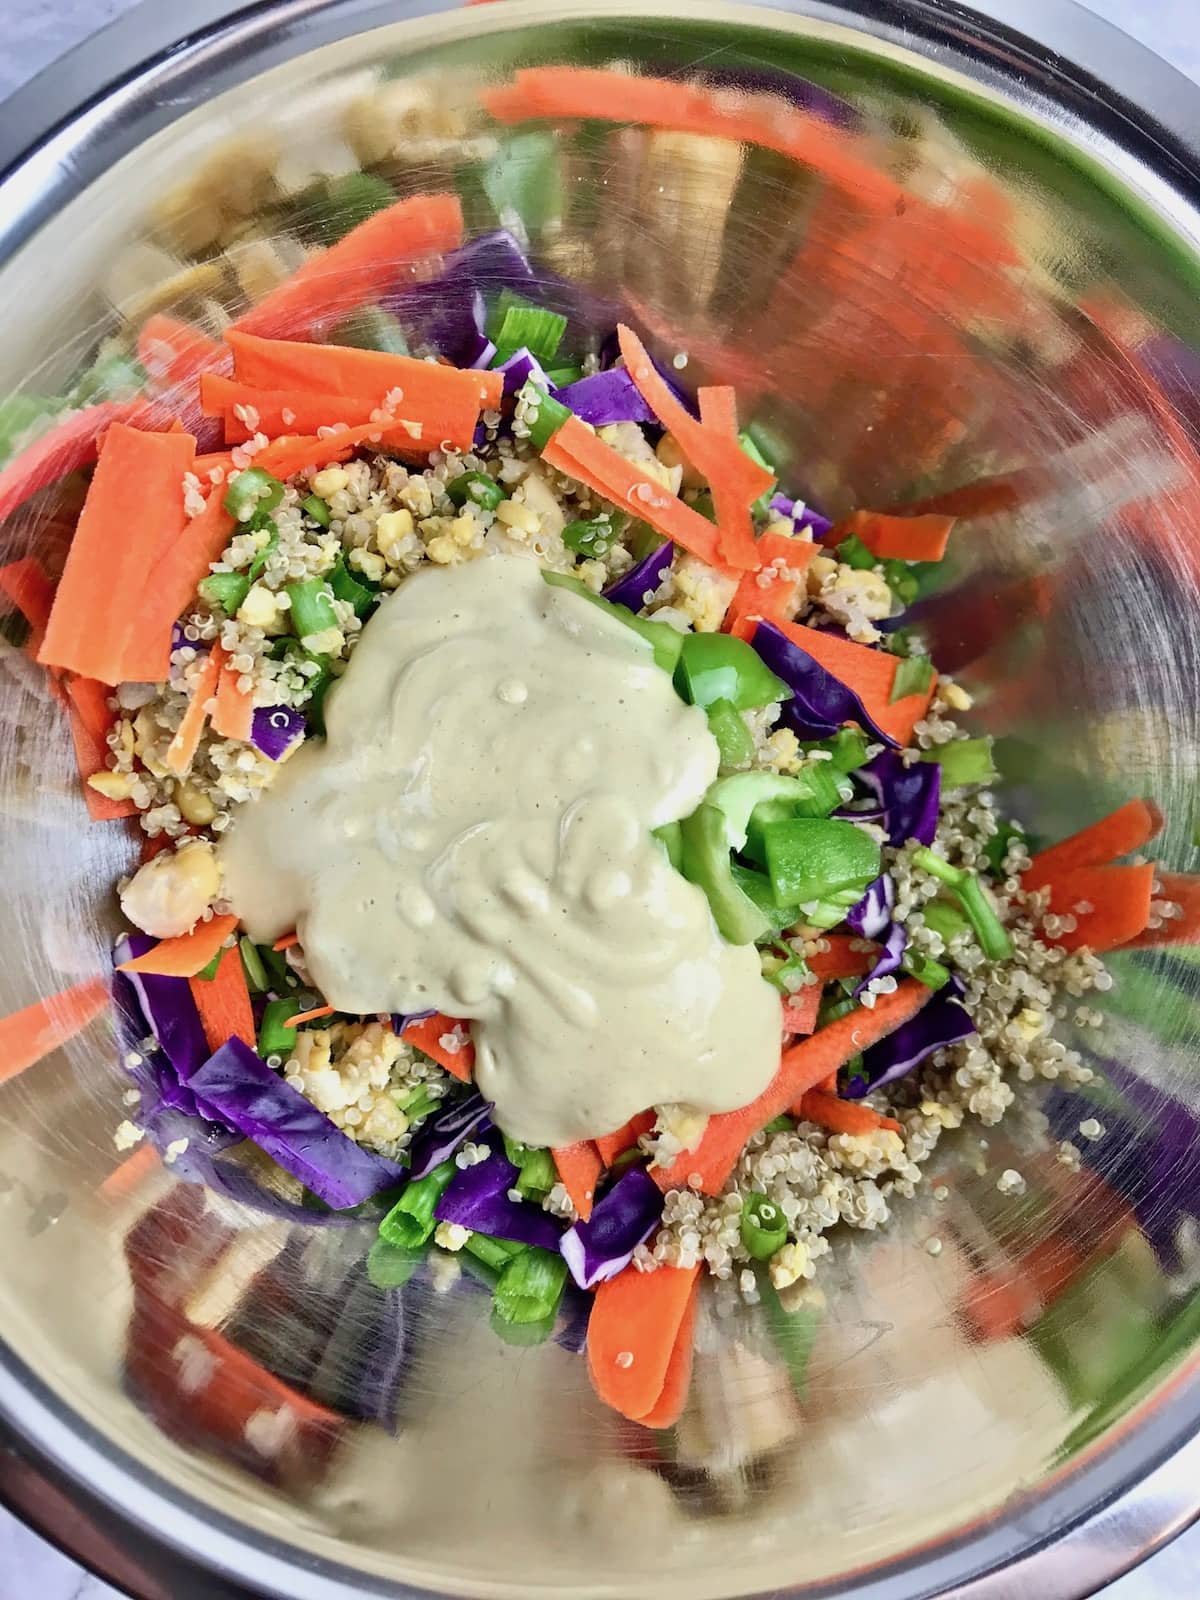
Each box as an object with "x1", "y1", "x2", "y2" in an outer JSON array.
[
  {"x1": 674, "y1": 631, "x2": 790, "y2": 711},
  {"x1": 762, "y1": 817, "x2": 881, "y2": 905}
]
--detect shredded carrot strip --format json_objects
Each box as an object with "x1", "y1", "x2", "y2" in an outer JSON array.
[
  {"x1": 594, "y1": 1110, "x2": 655, "y2": 1167},
  {"x1": 587, "y1": 1262, "x2": 700, "y2": 1422},
  {"x1": 1023, "y1": 799, "x2": 1162, "y2": 890},
  {"x1": 284, "y1": 1005, "x2": 336, "y2": 1028},
  {"x1": 726, "y1": 531, "x2": 813, "y2": 640},
  {"x1": 831, "y1": 508, "x2": 956, "y2": 563},
  {"x1": 189, "y1": 946, "x2": 256, "y2": 1053},
  {"x1": 166, "y1": 646, "x2": 223, "y2": 775},
  {"x1": 794, "y1": 1090, "x2": 901, "y2": 1136},
  {"x1": 780, "y1": 985, "x2": 821, "y2": 1037},
  {"x1": 118, "y1": 914, "x2": 238, "y2": 978},
  {"x1": 63, "y1": 675, "x2": 137, "y2": 820},
  {"x1": 769, "y1": 617, "x2": 935, "y2": 747},
  {"x1": 98, "y1": 1143, "x2": 161, "y2": 1201},
  {"x1": 138, "y1": 314, "x2": 227, "y2": 389},
  {"x1": 1037, "y1": 862, "x2": 1154, "y2": 953},
  {"x1": 272, "y1": 932, "x2": 299, "y2": 952},
  {"x1": 212, "y1": 654, "x2": 254, "y2": 742},
  {"x1": 401, "y1": 1012, "x2": 474, "y2": 1081},
  {"x1": 552, "y1": 1141, "x2": 603, "y2": 1223},
  {"x1": 0, "y1": 978, "x2": 109, "y2": 1086},
  {"x1": 635, "y1": 1284, "x2": 699, "y2": 1430}
]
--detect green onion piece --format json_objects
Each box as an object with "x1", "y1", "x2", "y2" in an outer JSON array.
[
  {"x1": 315, "y1": 172, "x2": 395, "y2": 243},
  {"x1": 493, "y1": 1245, "x2": 568, "y2": 1325},
  {"x1": 740, "y1": 1192, "x2": 789, "y2": 1260},
  {"x1": 818, "y1": 994, "x2": 859, "y2": 1026},
  {"x1": 803, "y1": 887, "x2": 869, "y2": 931},
  {"x1": 706, "y1": 697, "x2": 755, "y2": 770},
  {"x1": 516, "y1": 1146, "x2": 558, "y2": 1201},
  {"x1": 524, "y1": 383, "x2": 573, "y2": 450},
  {"x1": 397, "y1": 1082, "x2": 439, "y2": 1124},
  {"x1": 239, "y1": 936, "x2": 269, "y2": 994},
  {"x1": 302, "y1": 493, "x2": 332, "y2": 528},
  {"x1": 545, "y1": 365, "x2": 584, "y2": 385},
  {"x1": 481, "y1": 130, "x2": 564, "y2": 236},
  {"x1": 194, "y1": 950, "x2": 223, "y2": 982},
  {"x1": 925, "y1": 736, "x2": 997, "y2": 788},
  {"x1": 608, "y1": 1146, "x2": 645, "y2": 1177},
  {"x1": 911, "y1": 847, "x2": 967, "y2": 890},
  {"x1": 762, "y1": 951, "x2": 810, "y2": 995},
  {"x1": 224, "y1": 465, "x2": 284, "y2": 524},
  {"x1": 911, "y1": 849, "x2": 1013, "y2": 960},
  {"x1": 0, "y1": 395, "x2": 62, "y2": 465},
  {"x1": 493, "y1": 296, "x2": 567, "y2": 363},
  {"x1": 256, "y1": 942, "x2": 296, "y2": 994},
  {"x1": 653, "y1": 820, "x2": 684, "y2": 872},
  {"x1": 837, "y1": 533, "x2": 877, "y2": 571},
  {"x1": 984, "y1": 819, "x2": 1028, "y2": 875},
  {"x1": 446, "y1": 471, "x2": 505, "y2": 512},
  {"x1": 490, "y1": 1306, "x2": 556, "y2": 1347},
  {"x1": 329, "y1": 555, "x2": 377, "y2": 618},
  {"x1": 763, "y1": 1114, "x2": 795, "y2": 1134},
  {"x1": 891, "y1": 653, "x2": 934, "y2": 703},
  {"x1": 258, "y1": 997, "x2": 304, "y2": 1056},
  {"x1": 331, "y1": 305, "x2": 410, "y2": 355},
  {"x1": 736, "y1": 428, "x2": 778, "y2": 517},
  {"x1": 198, "y1": 573, "x2": 251, "y2": 615},
  {"x1": 883, "y1": 558, "x2": 920, "y2": 607},
  {"x1": 561, "y1": 514, "x2": 618, "y2": 557},
  {"x1": 286, "y1": 576, "x2": 338, "y2": 639},
  {"x1": 762, "y1": 818, "x2": 881, "y2": 906},
  {"x1": 760, "y1": 1277, "x2": 820, "y2": 1398},
  {"x1": 675, "y1": 631, "x2": 791, "y2": 711},
  {"x1": 811, "y1": 728, "x2": 871, "y2": 773},
  {"x1": 921, "y1": 899, "x2": 971, "y2": 944},
  {"x1": 679, "y1": 803, "x2": 772, "y2": 945},
  {"x1": 378, "y1": 1160, "x2": 457, "y2": 1250},
  {"x1": 366, "y1": 1237, "x2": 427, "y2": 1289},
  {"x1": 68, "y1": 348, "x2": 146, "y2": 407},
  {"x1": 902, "y1": 949, "x2": 951, "y2": 989},
  {"x1": 539, "y1": 569, "x2": 682, "y2": 675},
  {"x1": 466, "y1": 1233, "x2": 527, "y2": 1272},
  {"x1": 246, "y1": 521, "x2": 278, "y2": 581}
]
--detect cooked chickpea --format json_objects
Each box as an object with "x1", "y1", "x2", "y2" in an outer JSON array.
[
  {"x1": 119, "y1": 841, "x2": 220, "y2": 939},
  {"x1": 174, "y1": 780, "x2": 217, "y2": 827}
]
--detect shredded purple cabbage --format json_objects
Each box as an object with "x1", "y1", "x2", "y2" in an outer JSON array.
[
  {"x1": 493, "y1": 346, "x2": 551, "y2": 395},
  {"x1": 853, "y1": 922, "x2": 907, "y2": 999},
  {"x1": 598, "y1": 329, "x2": 696, "y2": 417},
  {"x1": 251, "y1": 705, "x2": 305, "y2": 763},
  {"x1": 750, "y1": 620, "x2": 897, "y2": 746},
  {"x1": 844, "y1": 977, "x2": 975, "y2": 1098},
  {"x1": 858, "y1": 750, "x2": 940, "y2": 846},
  {"x1": 114, "y1": 934, "x2": 209, "y2": 1089},
  {"x1": 768, "y1": 491, "x2": 833, "y2": 541},
  {"x1": 602, "y1": 541, "x2": 674, "y2": 611},
  {"x1": 187, "y1": 1037, "x2": 405, "y2": 1209},
  {"x1": 556, "y1": 369, "x2": 655, "y2": 427},
  {"x1": 845, "y1": 875, "x2": 895, "y2": 940},
  {"x1": 560, "y1": 1168, "x2": 663, "y2": 1290},
  {"x1": 434, "y1": 1135, "x2": 565, "y2": 1251},
  {"x1": 392, "y1": 1009, "x2": 435, "y2": 1034},
  {"x1": 406, "y1": 1092, "x2": 493, "y2": 1182}
]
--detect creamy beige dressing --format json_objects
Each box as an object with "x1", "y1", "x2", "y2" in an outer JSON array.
[{"x1": 220, "y1": 554, "x2": 779, "y2": 1147}]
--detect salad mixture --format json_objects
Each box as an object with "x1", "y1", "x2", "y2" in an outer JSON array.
[{"x1": 0, "y1": 190, "x2": 1184, "y2": 1434}]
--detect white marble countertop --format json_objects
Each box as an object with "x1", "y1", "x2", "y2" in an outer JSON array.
[{"x1": 0, "y1": 1, "x2": 1199, "y2": 1596}]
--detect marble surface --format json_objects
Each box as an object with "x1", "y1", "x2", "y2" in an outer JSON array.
[{"x1": 0, "y1": 0, "x2": 1199, "y2": 1596}]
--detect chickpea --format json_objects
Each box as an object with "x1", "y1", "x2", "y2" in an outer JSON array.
[
  {"x1": 174, "y1": 780, "x2": 217, "y2": 827},
  {"x1": 119, "y1": 840, "x2": 220, "y2": 939}
]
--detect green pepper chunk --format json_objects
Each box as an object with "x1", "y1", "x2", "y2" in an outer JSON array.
[
  {"x1": 837, "y1": 533, "x2": 877, "y2": 571},
  {"x1": 198, "y1": 573, "x2": 250, "y2": 615},
  {"x1": 679, "y1": 804, "x2": 771, "y2": 945},
  {"x1": 224, "y1": 466, "x2": 284, "y2": 524},
  {"x1": 562, "y1": 514, "x2": 619, "y2": 558},
  {"x1": 447, "y1": 471, "x2": 505, "y2": 512},
  {"x1": 674, "y1": 631, "x2": 791, "y2": 711},
  {"x1": 924, "y1": 736, "x2": 996, "y2": 788},
  {"x1": 706, "y1": 697, "x2": 755, "y2": 770},
  {"x1": 740, "y1": 1192, "x2": 788, "y2": 1260},
  {"x1": 540, "y1": 570, "x2": 682, "y2": 675},
  {"x1": 762, "y1": 818, "x2": 881, "y2": 905},
  {"x1": 302, "y1": 493, "x2": 332, "y2": 528},
  {"x1": 286, "y1": 576, "x2": 339, "y2": 639},
  {"x1": 378, "y1": 1160, "x2": 457, "y2": 1250},
  {"x1": 329, "y1": 554, "x2": 377, "y2": 618},
  {"x1": 729, "y1": 863, "x2": 801, "y2": 936},
  {"x1": 891, "y1": 653, "x2": 934, "y2": 703},
  {"x1": 258, "y1": 997, "x2": 304, "y2": 1056},
  {"x1": 653, "y1": 820, "x2": 684, "y2": 873}
]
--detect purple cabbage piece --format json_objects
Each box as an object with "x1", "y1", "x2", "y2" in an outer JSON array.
[
  {"x1": 858, "y1": 749, "x2": 940, "y2": 847},
  {"x1": 444, "y1": 228, "x2": 536, "y2": 294},
  {"x1": 556, "y1": 368, "x2": 655, "y2": 427},
  {"x1": 187, "y1": 1037, "x2": 405, "y2": 1210},
  {"x1": 846, "y1": 874, "x2": 895, "y2": 940},
  {"x1": 696, "y1": 65, "x2": 855, "y2": 128},
  {"x1": 560, "y1": 1168, "x2": 663, "y2": 1290},
  {"x1": 392, "y1": 1009, "x2": 435, "y2": 1034},
  {"x1": 852, "y1": 921, "x2": 907, "y2": 1000},
  {"x1": 493, "y1": 345, "x2": 551, "y2": 395},
  {"x1": 251, "y1": 705, "x2": 305, "y2": 763},
  {"x1": 598, "y1": 329, "x2": 697, "y2": 417},
  {"x1": 406, "y1": 1091, "x2": 493, "y2": 1181},
  {"x1": 768, "y1": 491, "x2": 833, "y2": 541},
  {"x1": 434, "y1": 1136, "x2": 565, "y2": 1251},
  {"x1": 844, "y1": 977, "x2": 975, "y2": 1099},
  {"x1": 602, "y1": 540, "x2": 674, "y2": 611},
  {"x1": 750, "y1": 620, "x2": 897, "y2": 746},
  {"x1": 554, "y1": 1284, "x2": 593, "y2": 1354},
  {"x1": 113, "y1": 934, "x2": 209, "y2": 1092}
]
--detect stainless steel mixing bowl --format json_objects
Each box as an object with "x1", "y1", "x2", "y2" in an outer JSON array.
[{"x1": 1, "y1": 2, "x2": 1199, "y2": 1595}]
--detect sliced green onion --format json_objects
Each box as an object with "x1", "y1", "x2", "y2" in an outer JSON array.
[
  {"x1": 329, "y1": 555, "x2": 377, "y2": 618},
  {"x1": 447, "y1": 471, "x2": 505, "y2": 512},
  {"x1": 901, "y1": 949, "x2": 951, "y2": 989},
  {"x1": 920, "y1": 899, "x2": 971, "y2": 944},
  {"x1": 256, "y1": 942, "x2": 296, "y2": 994},
  {"x1": 481, "y1": 130, "x2": 563, "y2": 236},
  {"x1": 818, "y1": 994, "x2": 859, "y2": 1027},
  {"x1": 924, "y1": 736, "x2": 996, "y2": 788},
  {"x1": 891, "y1": 653, "x2": 934, "y2": 703},
  {"x1": 246, "y1": 522, "x2": 278, "y2": 581},
  {"x1": 464, "y1": 1232, "x2": 526, "y2": 1272},
  {"x1": 562, "y1": 514, "x2": 618, "y2": 558},
  {"x1": 224, "y1": 466, "x2": 284, "y2": 524},
  {"x1": 984, "y1": 819, "x2": 1029, "y2": 875},
  {"x1": 198, "y1": 572, "x2": 251, "y2": 615},
  {"x1": 378, "y1": 1160, "x2": 457, "y2": 1250},
  {"x1": 837, "y1": 533, "x2": 877, "y2": 571},
  {"x1": 740, "y1": 1192, "x2": 788, "y2": 1259},
  {"x1": 761, "y1": 951, "x2": 810, "y2": 995},
  {"x1": 331, "y1": 304, "x2": 410, "y2": 355},
  {"x1": 286, "y1": 576, "x2": 338, "y2": 639},
  {"x1": 68, "y1": 347, "x2": 146, "y2": 407},
  {"x1": 490, "y1": 1306, "x2": 556, "y2": 1346},
  {"x1": 706, "y1": 697, "x2": 755, "y2": 770},
  {"x1": 545, "y1": 365, "x2": 584, "y2": 385},
  {"x1": 397, "y1": 1082, "x2": 439, "y2": 1123},
  {"x1": 493, "y1": 1245, "x2": 568, "y2": 1325},
  {"x1": 912, "y1": 848, "x2": 1013, "y2": 961},
  {"x1": 883, "y1": 558, "x2": 920, "y2": 607},
  {"x1": 524, "y1": 382, "x2": 573, "y2": 450},
  {"x1": 515, "y1": 1146, "x2": 558, "y2": 1202},
  {"x1": 736, "y1": 428, "x2": 778, "y2": 517},
  {"x1": 239, "y1": 936, "x2": 269, "y2": 994},
  {"x1": 762, "y1": 818, "x2": 881, "y2": 906},
  {"x1": 194, "y1": 950, "x2": 223, "y2": 982},
  {"x1": 763, "y1": 1114, "x2": 795, "y2": 1134},
  {"x1": 493, "y1": 296, "x2": 567, "y2": 363},
  {"x1": 760, "y1": 1277, "x2": 821, "y2": 1398},
  {"x1": 258, "y1": 997, "x2": 304, "y2": 1056},
  {"x1": 366, "y1": 1237, "x2": 427, "y2": 1289},
  {"x1": 302, "y1": 493, "x2": 332, "y2": 527},
  {"x1": 608, "y1": 1146, "x2": 645, "y2": 1177},
  {"x1": 675, "y1": 631, "x2": 790, "y2": 711}
]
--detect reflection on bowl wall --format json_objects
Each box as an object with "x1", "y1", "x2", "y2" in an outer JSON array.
[{"x1": 0, "y1": 2, "x2": 1199, "y2": 1597}]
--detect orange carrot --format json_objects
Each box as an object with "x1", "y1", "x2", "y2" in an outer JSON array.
[
  {"x1": 543, "y1": 415, "x2": 732, "y2": 573},
  {"x1": 138, "y1": 314, "x2": 227, "y2": 389},
  {"x1": 587, "y1": 1262, "x2": 700, "y2": 1423},
  {"x1": 652, "y1": 979, "x2": 930, "y2": 1194},
  {"x1": 98, "y1": 1144, "x2": 161, "y2": 1201},
  {"x1": 63, "y1": 675, "x2": 137, "y2": 820},
  {"x1": 0, "y1": 399, "x2": 165, "y2": 525},
  {"x1": 781, "y1": 985, "x2": 821, "y2": 1036},
  {"x1": 808, "y1": 933, "x2": 875, "y2": 982},
  {"x1": 0, "y1": 555, "x2": 55, "y2": 653},
  {"x1": 189, "y1": 945, "x2": 256, "y2": 1052},
  {"x1": 1123, "y1": 871, "x2": 1200, "y2": 948},
  {"x1": 166, "y1": 646, "x2": 223, "y2": 775},
  {"x1": 616, "y1": 325, "x2": 767, "y2": 570},
  {"x1": 553, "y1": 1141, "x2": 603, "y2": 1223},
  {"x1": 831, "y1": 508, "x2": 956, "y2": 564},
  {"x1": 771, "y1": 617, "x2": 935, "y2": 746},
  {"x1": 212, "y1": 654, "x2": 254, "y2": 742},
  {"x1": 794, "y1": 1090, "x2": 901, "y2": 1136},
  {"x1": 595, "y1": 1110, "x2": 655, "y2": 1167},
  {"x1": 144, "y1": 483, "x2": 237, "y2": 657},
  {"x1": 635, "y1": 1282, "x2": 699, "y2": 1430},
  {"x1": 1037, "y1": 862, "x2": 1155, "y2": 952},
  {"x1": 1023, "y1": 799, "x2": 1162, "y2": 890},
  {"x1": 232, "y1": 192, "x2": 464, "y2": 339},
  {"x1": 726, "y1": 531, "x2": 813, "y2": 640},
  {"x1": 38, "y1": 423, "x2": 196, "y2": 685},
  {"x1": 401, "y1": 1012, "x2": 474, "y2": 1081},
  {"x1": 0, "y1": 977, "x2": 109, "y2": 1086},
  {"x1": 118, "y1": 914, "x2": 238, "y2": 978},
  {"x1": 272, "y1": 932, "x2": 299, "y2": 951},
  {"x1": 284, "y1": 1004, "x2": 336, "y2": 1027},
  {"x1": 250, "y1": 421, "x2": 427, "y2": 481}
]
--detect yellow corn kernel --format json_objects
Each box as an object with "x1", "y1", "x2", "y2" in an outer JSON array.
[
  {"x1": 88, "y1": 771, "x2": 134, "y2": 801},
  {"x1": 311, "y1": 467, "x2": 349, "y2": 498}
]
